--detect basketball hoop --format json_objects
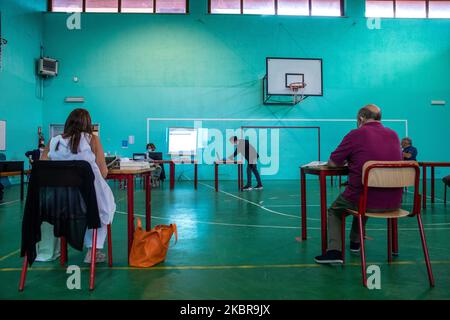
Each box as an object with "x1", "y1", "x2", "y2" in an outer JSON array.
[{"x1": 289, "y1": 82, "x2": 306, "y2": 104}]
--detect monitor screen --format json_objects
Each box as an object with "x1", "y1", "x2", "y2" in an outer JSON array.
[{"x1": 168, "y1": 128, "x2": 197, "y2": 155}]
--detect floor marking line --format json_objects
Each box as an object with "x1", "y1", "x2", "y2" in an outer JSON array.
[
  {"x1": 115, "y1": 211, "x2": 450, "y2": 231},
  {"x1": 198, "y1": 181, "x2": 309, "y2": 220},
  {"x1": 0, "y1": 249, "x2": 19, "y2": 262},
  {"x1": 0, "y1": 200, "x2": 20, "y2": 207},
  {"x1": 1, "y1": 259, "x2": 449, "y2": 272}
]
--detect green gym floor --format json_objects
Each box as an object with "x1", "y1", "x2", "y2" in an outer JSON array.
[{"x1": 1, "y1": 179, "x2": 449, "y2": 300}]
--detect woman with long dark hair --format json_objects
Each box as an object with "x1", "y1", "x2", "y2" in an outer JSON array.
[{"x1": 42, "y1": 108, "x2": 116, "y2": 263}]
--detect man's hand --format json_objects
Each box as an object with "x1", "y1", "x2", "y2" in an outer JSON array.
[{"x1": 403, "y1": 152, "x2": 412, "y2": 159}]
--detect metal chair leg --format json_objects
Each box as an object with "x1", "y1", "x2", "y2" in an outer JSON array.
[
  {"x1": 89, "y1": 229, "x2": 98, "y2": 291},
  {"x1": 417, "y1": 214, "x2": 435, "y2": 287},
  {"x1": 387, "y1": 219, "x2": 392, "y2": 263},
  {"x1": 341, "y1": 216, "x2": 346, "y2": 264},
  {"x1": 358, "y1": 215, "x2": 367, "y2": 287},
  {"x1": 18, "y1": 254, "x2": 28, "y2": 292},
  {"x1": 107, "y1": 224, "x2": 113, "y2": 267}
]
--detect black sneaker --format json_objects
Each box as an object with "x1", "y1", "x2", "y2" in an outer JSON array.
[
  {"x1": 350, "y1": 241, "x2": 361, "y2": 254},
  {"x1": 242, "y1": 186, "x2": 253, "y2": 191},
  {"x1": 314, "y1": 250, "x2": 343, "y2": 264},
  {"x1": 253, "y1": 185, "x2": 263, "y2": 190}
]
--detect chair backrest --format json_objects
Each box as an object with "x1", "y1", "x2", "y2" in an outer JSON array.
[
  {"x1": 32, "y1": 160, "x2": 95, "y2": 188},
  {"x1": 362, "y1": 161, "x2": 419, "y2": 188},
  {"x1": 22, "y1": 160, "x2": 101, "y2": 265}
]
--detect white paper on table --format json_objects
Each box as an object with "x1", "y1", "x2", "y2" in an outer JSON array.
[{"x1": 302, "y1": 161, "x2": 328, "y2": 167}]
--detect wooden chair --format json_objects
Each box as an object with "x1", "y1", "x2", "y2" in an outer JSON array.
[
  {"x1": 19, "y1": 161, "x2": 113, "y2": 291},
  {"x1": 341, "y1": 161, "x2": 434, "y2": 287}
]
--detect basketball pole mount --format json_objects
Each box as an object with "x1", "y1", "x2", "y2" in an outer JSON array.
[{"x1": 262, "y1": 75, "x2": 308, "y2": 106}]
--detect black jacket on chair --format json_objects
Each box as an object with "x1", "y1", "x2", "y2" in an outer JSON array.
[{"x1": 21, "y1": 160, "x2": 101, "y2": 266}]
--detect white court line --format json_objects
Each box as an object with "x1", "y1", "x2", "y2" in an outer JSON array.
[
  {"x1": 147, "y1": 118, "x2": 408, "y2": 144},
  {"x1": 0, "y1": 200, "x2": 20, "y2": 207},
  {"x1": 116, "y1": 211, "x2": 450, "y2": 231},
  {"x1": 198, "y1": 181, "x2": 314, "y2": 220},
  {"x1": 406, "y1": 190, "x2": 447, "y2": 203}
]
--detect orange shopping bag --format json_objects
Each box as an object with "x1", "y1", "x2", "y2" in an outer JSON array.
[{"x1": 129, "y1": 218, "x2": 177, "y2": 268}]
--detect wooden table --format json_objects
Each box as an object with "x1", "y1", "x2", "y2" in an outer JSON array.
[
  {"x1": 107, "y1": 168, "x2": 154, "y2": 262},
  {"x1": 153, "y1": 160, "x2": 198, "y2": 190},
  {"x1": 0, "y1": 161, "x2": 27, "y2": 201},
  {"x1": 419, "y1": 162, "x2": 450, "y2": 209},
  {"x1": 214, "y1": 160, "x2": 244, "y2": 192},
  {"x1": 300, "y1": 165, "x2": 349, "y2": 255}
]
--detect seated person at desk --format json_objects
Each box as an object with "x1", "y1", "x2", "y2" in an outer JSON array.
[
  {"x1": 315, "y1": 104, "x2": 403, "y2": 264},
  {"x1": 401, "y1": 137, "x2": 418, "y2": 161},
  {"x1": 146, "y1": 143, "x2": 165, "y2": 185},
  {"x1": 227, "y1": 136, "x2": 263, "y2": 191},
  {"x1": 42, "y1": 108, "x2": 116, "y2": 263},
  {"x1": 25, "y1": 143, "x2": 45, "y2": 166}
]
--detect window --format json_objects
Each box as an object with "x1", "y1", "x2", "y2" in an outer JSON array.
[
  {"x1": 429, "y1": 0, "x2": 450, "y2": 18},
  {"x1": 86, "y1": 0, "x2": 119, "y2": 12},
  {"x1": 278, "y1": 0, "x2": 309, "y2": 16},
  {"x1": 121, "y1": 0, "x2": 154, "y2": 13},
  {"x1": 51, "y1": 0, "x2": 83, "y2": 12},
  {"x1": 396, "y1": 0, "x2": 426, "y2": 18},
  {"x1": 49, "y1": 0, "x2": 188, "y2": 13},
  {"x1": 210, "y1": 0, "x2": 241, "y2": 13},
  {"x1": 243, "y1": 0, "x2": 275, "y2": 14},
  {"x1": 156, "y1": 0, "x2": 187, "y2": 13},
  {"x1": 366, "y1": 0, "x2": 450, "y2": 18},
  {"x1": 209, "y1": 0, "x2": 344, "y2": 16}
]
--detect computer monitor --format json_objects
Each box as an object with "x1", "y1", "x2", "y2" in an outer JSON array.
[
  {"x1": 132, "y1": 153, "x2": 147, "y2": 161},
  {"x1": 147, "y1": 152, "x2": 163, "y2": 161}
]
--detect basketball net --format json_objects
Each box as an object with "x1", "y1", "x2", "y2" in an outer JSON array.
[{"x1": 289, "y1": 82, "x2": 306, "y2": 105}]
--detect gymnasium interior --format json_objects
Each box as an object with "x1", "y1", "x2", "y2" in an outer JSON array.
[{"x1": 0, "y1": 0, "x2": 449, "y2": 300}]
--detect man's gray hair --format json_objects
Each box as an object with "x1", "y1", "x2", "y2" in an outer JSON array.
[
  {"x1": 358, "y1": 104, "x2": 382, "y2": 121},
  {"x1": 402, "y1": 137, "x2": 412, "y2": 145}
]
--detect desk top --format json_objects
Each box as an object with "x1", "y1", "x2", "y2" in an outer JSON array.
[
  {"x1": 107, "y1": 168, "x2": 155, "y2": 175},
  {"x1": 301, "y1": 165, "x2": 348, "y2": 175},
  {"x1": 152, "y1": 160, "x2": 197, "y2": 164},
  {"x1": 418, "y1": 162, "x2": 450, "y2": 167},
  {"x1": 0, "y1": 170, "x2": 30, "y2": 177},
  {"x1": 0, "y1": 161, "x2": 24, "y2": 172},
  {"x1": 215, "y1": 160, "x2": 243, "y2": 165}
]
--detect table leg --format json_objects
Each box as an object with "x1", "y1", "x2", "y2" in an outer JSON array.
[
  {"x1": 422, "y1": 165, "x2": 427, "y2": 209},
  {"x1": 170, "y1": 162, "x2": 175, "y2": 190},
  {"x1": 431, "y1": 167, "x2": 435, "y2": 204},
  {"x1": 215, "y1": 163, "x2": 219, "y2": 192},
  {"x1": 20, "y1": 169, "x2": 24, "y2": 201},
  {"x1": 194, "y1": 164, "x2": 198, "y2": 190},
  {"x1": 237, "y1": 164, "x2": 241, "y2": 191},
  {"x1": 127, "y1": 175, "x2": 134, "y2": 263},
  {"x1": 301, "y1": 168, "x2": 307, "y2": 241},
  {"x1": 392, "y1": 218, "x2": 398, "y2": 255},
  {"x1": 240, "y1": 164, "x2": 243, "y2": 190},
  {"x1": 145, "y1": 174, "x2": 151, "y2": 231},
  {"x1": 319, "y1": 173, "x2": 328, "y2": 255}
]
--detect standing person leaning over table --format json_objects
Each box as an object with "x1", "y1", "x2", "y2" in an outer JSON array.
[{"x1": 315, "y1": 104, "x2": 403, "y2": 264}]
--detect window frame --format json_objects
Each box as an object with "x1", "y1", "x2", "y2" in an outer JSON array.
[
  {"x1": 48, "y1": 0, "x2": 190, "y2": 14},
  {"x1": 208, "y1": 0, "x2": 345, "y2": 17},
  {"x1": 366, "y1": 0, "x2": 450, "y2": 19}
]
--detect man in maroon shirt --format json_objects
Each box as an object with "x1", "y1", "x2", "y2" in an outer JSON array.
[{"x1": 315, "y1": 104, "x2": 403, "y2": 264}]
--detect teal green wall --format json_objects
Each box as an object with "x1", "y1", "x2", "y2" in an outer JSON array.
[
  {"x1": 3, "y1": 0, "x2": 450, "y2": 179},
  {"x1": 0, "y1": 0, "x2": 46, "y2": 160}
]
